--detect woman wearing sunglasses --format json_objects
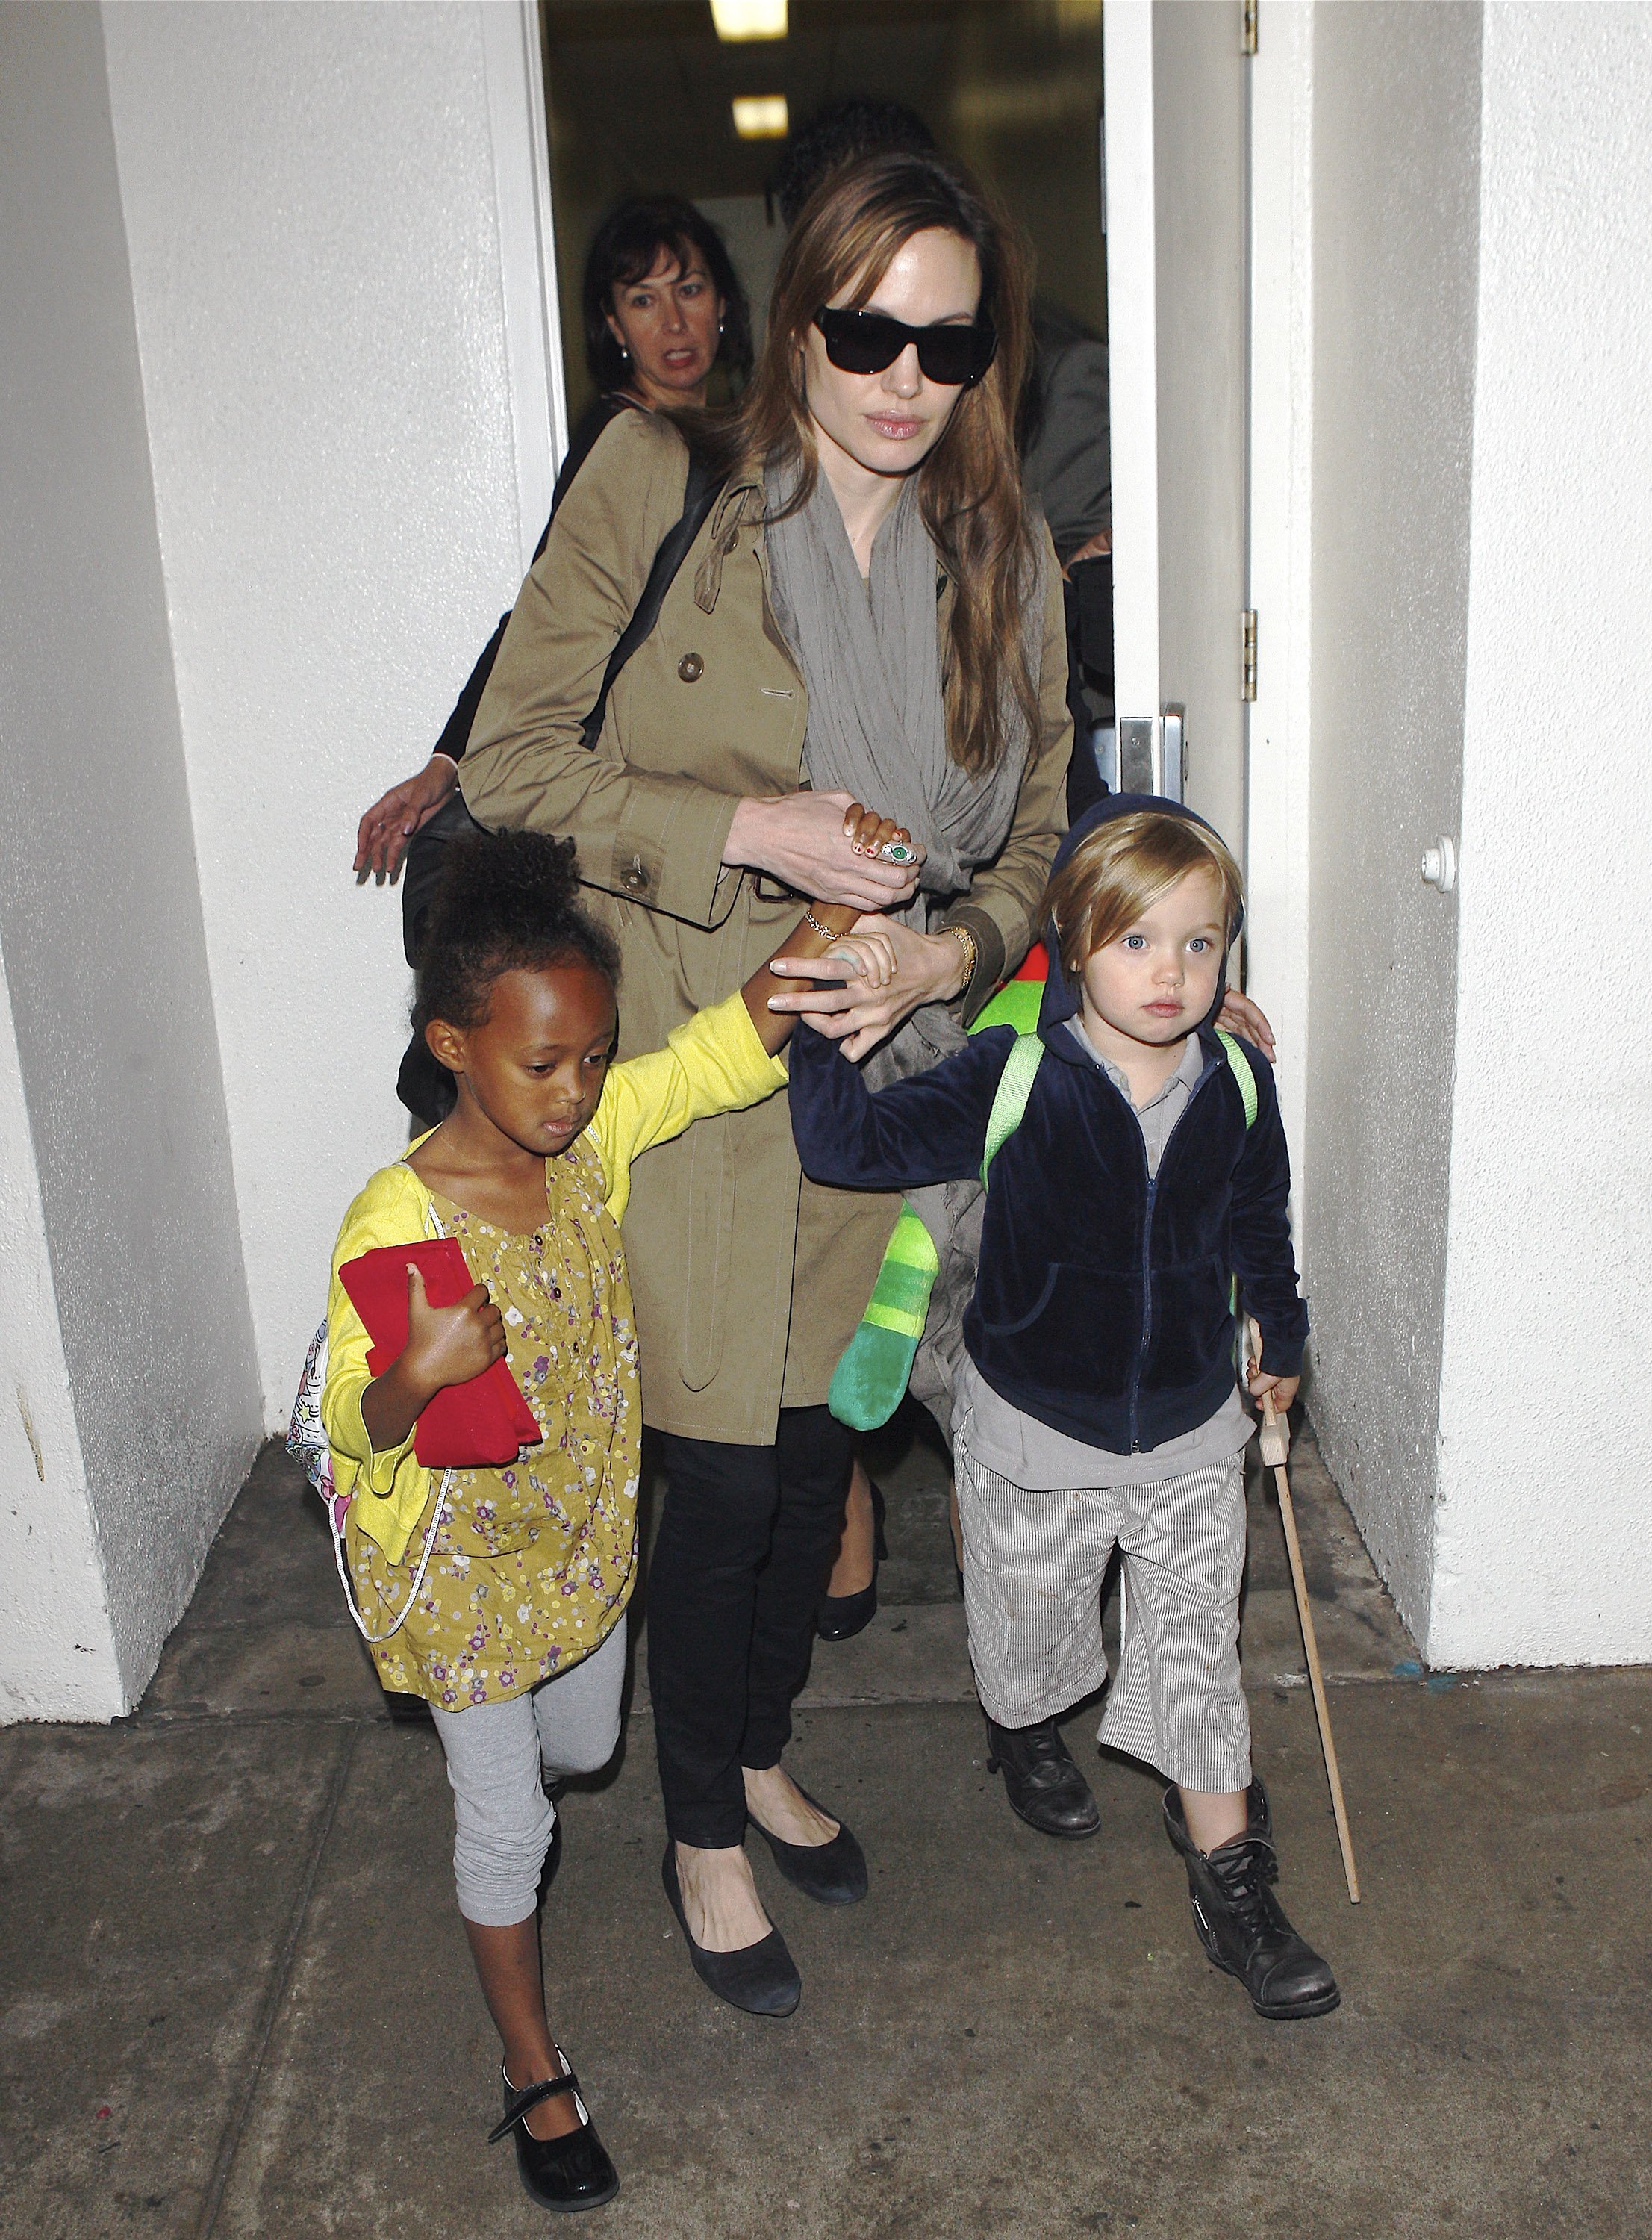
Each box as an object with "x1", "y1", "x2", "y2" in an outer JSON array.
[{"x1": 459, "y1": 149, "x2": 1070, "y2": 2017}]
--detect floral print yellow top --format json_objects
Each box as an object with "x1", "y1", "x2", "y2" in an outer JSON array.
[{"x1": 320, "y1": 993, "x2": 786, "y2": 1710}]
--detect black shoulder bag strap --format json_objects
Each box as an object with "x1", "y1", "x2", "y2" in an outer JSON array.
[
  {"x1": 577, "y1": 450, "x2": 725, "y2": 749},
  {"x1": 396, "y1": 448, "x2": 727, "y2": 1122}
]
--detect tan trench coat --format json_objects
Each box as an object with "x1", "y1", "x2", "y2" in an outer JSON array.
[{"x1": 461, "y1": 410, "x2": 1072, "y2": 1444}]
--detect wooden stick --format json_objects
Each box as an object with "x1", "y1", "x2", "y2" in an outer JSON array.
[{"x1": 1247, "y1": 1321, "x2": 1362, "y2": 1904}]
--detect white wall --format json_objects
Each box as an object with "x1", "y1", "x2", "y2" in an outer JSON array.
[
  {"x1": 1294, "y1": 0, "x2": 1483, "y2": 1643},
  {"x1": 100, "y1": 1, "x2": 543, "y2": 1429},
  {"x1": 0, "y1": 951, "x2": 121, "y2": 1722},
  {"x1": 0, "y1": 0, "x2": 262, "y2": 1715},
  {"x1": 1430, "y1": 1, "x2": 1652, "y2": 1667}
]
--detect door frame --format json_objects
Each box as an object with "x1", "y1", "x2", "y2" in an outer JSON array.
[
  {"x1": 480, "y1": 0, "x2": 569, "y2": 575},
  {"x1": 1244, "y1": 0, "x2": 1315, "y2": 1192}
]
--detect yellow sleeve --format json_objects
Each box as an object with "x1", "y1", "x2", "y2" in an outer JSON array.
[
  {"x1": 319, "y1": 1164, "x2": 439, "y2": 1567},
  {"x1": 590, "y1": 990, "x2": 788, "y2": 1222}
]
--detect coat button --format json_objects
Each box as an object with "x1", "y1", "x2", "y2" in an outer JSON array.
[
  {"x1": 622, "y1": 857, "x2": 649, "y2": 894},
  {"x1": 677, "y1": 651, "x2": 705, "y2": 683}
]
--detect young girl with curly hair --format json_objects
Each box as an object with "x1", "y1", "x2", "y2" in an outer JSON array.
[{"x1": 320, "y1": 813, "x2": 903, "y2": 2212}]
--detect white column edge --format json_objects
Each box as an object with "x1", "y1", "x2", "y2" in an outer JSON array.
[{"x1": 481, "y1": 0, "x2": 568, "y2": 573}]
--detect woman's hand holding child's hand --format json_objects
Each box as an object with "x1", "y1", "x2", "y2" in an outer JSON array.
[
  {"x1": 768, "y1": 912, "x2": 965, "y2": 1061},
  {"x1": 360, "y1": 1264, "x2": 507, "y2": 1455}
]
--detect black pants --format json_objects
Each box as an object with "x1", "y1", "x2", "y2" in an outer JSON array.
[{"x1": 647, "y1": 1406, "x2": 854, "y2": 1848}]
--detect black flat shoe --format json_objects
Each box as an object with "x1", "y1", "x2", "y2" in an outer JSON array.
[
  {"x1": 751, "y1": 1783, "x2": 868, "y2": 1905},
  {"x1": 985, "y1": 1716, "x2": 1103, "y2": 1838},
  {"x1": 661, "y1": 1844, "x2": 801, "y2": 2016},
  {"x1": 489, "y1": 2054, "x2": 619, "y2": 2212},
  {"x1": 816, "y1": 1477, "x2": 888, "y2": 1642}
]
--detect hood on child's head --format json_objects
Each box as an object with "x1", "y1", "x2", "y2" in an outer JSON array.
[{"x1": 1038, "y1": 792, "x2": 1244, "y2": 1037}]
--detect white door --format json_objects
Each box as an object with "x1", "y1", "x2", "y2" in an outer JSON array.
[{"x1": 1103, "y1": 0, "x2": 1249, "y2": 850}]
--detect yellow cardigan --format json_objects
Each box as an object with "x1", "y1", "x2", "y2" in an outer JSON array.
[{"x1": 321, "y1": 992, "x2": 787, "y2": 1564}]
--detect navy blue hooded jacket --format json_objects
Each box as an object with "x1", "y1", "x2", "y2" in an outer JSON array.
[{"x1": 788, "y1": 794, "x2": 1309, "y2": 1455}]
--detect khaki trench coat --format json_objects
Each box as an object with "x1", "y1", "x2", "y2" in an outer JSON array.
[{"x1": 462, "y1": 410, "x2": 1071, "y2": 1444}]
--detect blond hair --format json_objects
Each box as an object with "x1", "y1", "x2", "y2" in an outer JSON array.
[{"x1": 1044, "y1": 812, "x2": 1244, "y2": 979}]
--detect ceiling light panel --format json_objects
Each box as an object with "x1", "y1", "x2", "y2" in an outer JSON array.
[
  {"x1": 731, "y1": 94, "x2": 789, "y2": 140},
  {"x1": 711, "y1": 0, "x2": 787, "y2": 39}
]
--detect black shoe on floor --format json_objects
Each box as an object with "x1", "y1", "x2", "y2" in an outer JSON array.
[
  {"x1": 815, "y1": 1478, "x2": 888, "y2": 1643},
  {"x1": 985, "y1": 1716, "x2": 1102, "y2": 1838},
  {"x1": 751, "y1": 1783, "x2": 869, "y2": 1905},
  {"x1": 1162, "y1": 1780, "x2": 1341, "y2": 2020},
  {"x1": 489, "y1": 2055, "x2": 619, "y2": 2212},
  {"x1": 661, "y1": 1844, "x2": 802, "y2": 2017}
]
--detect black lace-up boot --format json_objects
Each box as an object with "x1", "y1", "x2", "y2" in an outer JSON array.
[
  {"x1": 985, "y1": 1716, "x2": 1102, "y2": 1838},
  {"x1": 1163, "y1": 1780, "x2": 1339, "y2": 2019}
]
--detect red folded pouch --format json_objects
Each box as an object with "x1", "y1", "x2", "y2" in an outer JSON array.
[{"x1": 339, "y1": 1237, "x2": 540, "y2": 1469}]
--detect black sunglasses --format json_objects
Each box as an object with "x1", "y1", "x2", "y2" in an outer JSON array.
[{"x1": 813, "y1": 306, "x2": 997, "y2": 389}]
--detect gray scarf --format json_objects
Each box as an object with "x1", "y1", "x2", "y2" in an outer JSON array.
[
  {"x1": 764, "y1": 467, "x2": 1047, "y2": 1442},
  {"x1": 762, "y1": 468, "x2": 1032, "y2": 926}
]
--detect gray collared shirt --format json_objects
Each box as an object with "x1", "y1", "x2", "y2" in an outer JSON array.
[
  {"x1": 1066, "y1": 1018, "x2": 1206, "y2": 1177},
  {"x1": 956, "y1": 1022, "x2": 1250, "y2": 1487}
]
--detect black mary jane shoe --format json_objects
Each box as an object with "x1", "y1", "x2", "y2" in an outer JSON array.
[
  {"x1": 751, "y1": 1783, "x2": 868, "y2": 1905},
  {"x1": 985, "y1": 1715, "x2": 1103, "y2": 1838},
  {"x1": 489, "y1": 2054, "x2": 619, "y2": 2212},
  {"x1": 661, "y1": 1844, "x2": 802, "y2": 2017},
  {"x1": 815, "y1": 1477, "x2": 888, "y2": 1643}
]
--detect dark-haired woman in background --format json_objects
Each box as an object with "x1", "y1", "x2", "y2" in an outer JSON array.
[{"x1": 352, "y1": 193, "x2": 751, "y2": 886}]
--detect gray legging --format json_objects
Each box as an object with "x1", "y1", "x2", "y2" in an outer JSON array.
[{"x1": 431, "y1": 1616, "x2": 627, "y2": 1926}]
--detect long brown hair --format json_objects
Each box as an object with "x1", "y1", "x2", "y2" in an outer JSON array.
[{"x1": 721, "y1": 151, "x2": 1040, "y2": 777}]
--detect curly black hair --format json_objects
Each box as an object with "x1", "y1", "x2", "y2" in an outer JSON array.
[
  {"x1": 412, "y1": 829, "x2": 620, "y2": 1041},
  {"x1": 769, "y1": 97, "x2": 936, "y2": 230}
]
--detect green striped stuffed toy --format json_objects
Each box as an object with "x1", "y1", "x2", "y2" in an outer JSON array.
[{"x1": 825, "y1": 943, "x2": 1050, "y2": 1432}]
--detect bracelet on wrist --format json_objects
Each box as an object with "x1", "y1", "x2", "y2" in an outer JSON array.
[
  {"x1": 940, "y1": 922, "x2": 979, "y2": 995},
  {"x1": 802, "y1": 907, "x2": 842, "y2": 943}
]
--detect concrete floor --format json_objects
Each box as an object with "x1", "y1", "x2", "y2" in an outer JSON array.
[{"x1": 3, "y1": 1416, "x2": 1649, "y2": 2239}]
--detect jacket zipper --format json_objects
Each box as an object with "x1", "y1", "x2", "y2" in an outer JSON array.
[
  {"x1": 1126, "y1": 1172, "x2": 1156, "y2": 1452},
  {"x1": 1120, "y1": 1048, "x2": 1224, "y2": 1452}
]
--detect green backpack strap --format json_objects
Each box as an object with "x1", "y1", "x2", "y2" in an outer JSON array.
[
  {"x1": 982, "y1": 1028, "x2": 1250, "y2": 1195},
  {"x1": 980, "y1": 1033, "x2": 1045, "y2": 1187},
  {"x1": 1214, "y1": 1028, "x2": 1259, "y2": 1132},
  {"x1": 1216, "y1": 1028, "x2": 1261, "y2": 1348}
]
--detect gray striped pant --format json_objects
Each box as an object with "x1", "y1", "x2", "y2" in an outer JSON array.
[{"x1": 955, "y1": 1438, "x2": 1251, "y2": 1794}]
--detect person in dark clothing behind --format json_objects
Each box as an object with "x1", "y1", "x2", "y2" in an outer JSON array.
[
  {"x1": 769, "y1": 95, "x2": 937, "y2": 229},
  {"x1": 352, "y1": 193, "x2": 752, "y2": 889},
  {"x1": 1020, "y1": 299, "x2": 1113, "y2": 821}
]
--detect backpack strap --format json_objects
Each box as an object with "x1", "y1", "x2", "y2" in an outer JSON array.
[
  {"x1": 980, "y1": 1033, "x2": 1045, "y2": 1187},
  {"x1": 1214, "y1": 1028, "x2": 1259, "y2": 1131}
]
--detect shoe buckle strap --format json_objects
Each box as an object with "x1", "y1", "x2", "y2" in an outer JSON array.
[{"x1": 487, "y1": 2072, "x2": 581, "y2": 2144}]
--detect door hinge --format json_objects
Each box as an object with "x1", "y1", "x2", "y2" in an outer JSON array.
[
  {"x1": 1241, "y1": 609, "x2": 1258, "y2": 702},
  {"x1": 1242, "y1": 0, "x2": 1258, "y2": 57}
]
